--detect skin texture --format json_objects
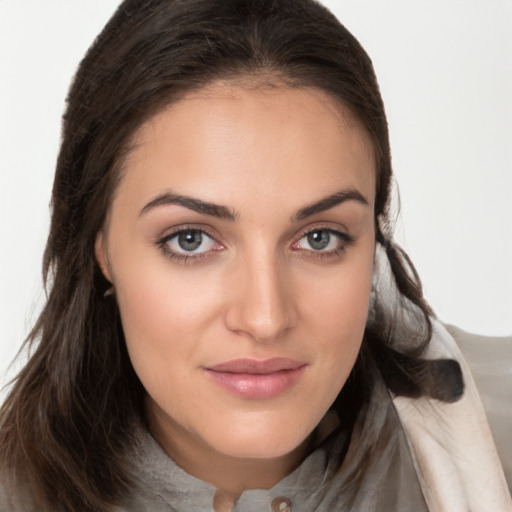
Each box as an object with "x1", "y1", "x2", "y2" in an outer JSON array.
[{"x1": 95, "y1": 83, "x2": 376, "y2": 495}]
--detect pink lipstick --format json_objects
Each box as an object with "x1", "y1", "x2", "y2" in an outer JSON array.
[{"x1": 203, "y1": 358, "x2": 306, "y2": 399}]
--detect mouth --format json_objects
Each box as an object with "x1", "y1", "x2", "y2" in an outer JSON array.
[{"x1": 203, "y1": 358, "x2": 307, "y2": 400}]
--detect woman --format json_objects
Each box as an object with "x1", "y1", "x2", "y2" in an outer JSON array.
[{"x1": 0, "y1": 0, "x2": 510, "y2": 510}]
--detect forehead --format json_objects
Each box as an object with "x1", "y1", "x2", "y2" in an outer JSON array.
[{"x1": 115, "y1": 83, "x2": 376, "y2": 214}]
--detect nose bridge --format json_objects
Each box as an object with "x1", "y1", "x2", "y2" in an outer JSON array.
[{"x1": 226, "y1": 247, "x2": 296, "y2": 341}]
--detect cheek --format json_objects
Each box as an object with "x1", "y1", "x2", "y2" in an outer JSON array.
[
  {"x1": 297, "y1": 246, "x2": 373, "y2": 380},
  {"x1": 109, "y1": 248, "x2": 223, "y2": 391},
  {"x1": 301, "y1": 249, "x2": 373, "y2": 331},
  {"x1": 113, "y1": 245, "x2": 220, "y2": 336}
]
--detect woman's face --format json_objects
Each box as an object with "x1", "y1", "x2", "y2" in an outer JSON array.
[{"x1": 96, "y1": 83, "x2": 376, "y2": 462}]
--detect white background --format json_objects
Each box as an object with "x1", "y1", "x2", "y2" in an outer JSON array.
[{"x1": 1, "y1": 1, "x2": 511, "y2": 401}]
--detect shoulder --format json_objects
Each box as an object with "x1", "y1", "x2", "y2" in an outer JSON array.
[
  {"x1": 445, "y1": 323, "x2": 512, "y2": 490},
  {"x1": 446, "y1": 324, "x2": 512, "y2": 369}
]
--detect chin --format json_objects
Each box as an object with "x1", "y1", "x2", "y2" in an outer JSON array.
[{"x1": 204, "y1": 413, "x2": 315, "y2": 460}]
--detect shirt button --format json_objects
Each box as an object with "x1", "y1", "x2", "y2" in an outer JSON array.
[{"x1": 271, "y1": 497, "x2": 292, "y2": 512}]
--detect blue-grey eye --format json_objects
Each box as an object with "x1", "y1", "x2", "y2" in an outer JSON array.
[
  {"x1": 294, "y1": 229, "x2": 345, "y2": 252},
  {"x1": 166, "y1": 230, "x2": 216, "y2": 254},
  {"x1": 306, "y1": 230, "x2": 331, "y2": 250},
  {"x1": 178, "y1": 231, "x2": 203, "y2": 251}
]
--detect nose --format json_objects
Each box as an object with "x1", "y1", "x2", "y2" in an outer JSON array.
[{"x1": 225, "y1": 251, "x2": 298, "y2": 343}]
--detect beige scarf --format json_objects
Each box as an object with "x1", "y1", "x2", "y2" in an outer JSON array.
[{"x1": 394, "y1": 320, "x2": 512, "y2": 511}]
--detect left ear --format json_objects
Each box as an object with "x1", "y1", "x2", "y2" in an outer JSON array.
[{"x1": 94, "y1": 231, "x2": 112, "y2": 283}]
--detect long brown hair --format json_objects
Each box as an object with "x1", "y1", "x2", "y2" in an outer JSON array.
[{"x1": 0, "y1": 0, "x2": 462, "y2": 510}]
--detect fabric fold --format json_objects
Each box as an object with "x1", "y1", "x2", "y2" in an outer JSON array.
[{"x1": 393, "y1": 320, "x2": 512, "y2": 511}]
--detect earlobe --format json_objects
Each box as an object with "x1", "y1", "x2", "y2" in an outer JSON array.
[{"x1": 94, "y1": 231, "x2": 112, "y2": 283}]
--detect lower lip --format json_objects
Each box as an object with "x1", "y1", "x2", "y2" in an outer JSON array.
[{"x1": 204, "y1": 366, "x2": 306, "y2": 400}]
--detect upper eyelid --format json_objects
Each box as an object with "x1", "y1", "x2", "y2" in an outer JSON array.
[
  {"x1": 157, "y1": 224, "x2": 221, "y2": 244},
  {"x1": 293, "y1": 223, "x2": 351, "y2": 242}
]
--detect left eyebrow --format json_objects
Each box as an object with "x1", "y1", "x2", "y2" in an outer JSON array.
[{"x1": 292, "y1": 189, "x2": 369, "y2": 221}]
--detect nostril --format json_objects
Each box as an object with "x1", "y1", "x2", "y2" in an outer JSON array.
[{"x1": 224, "y1": 295, "x2": 298, "y2": 342}]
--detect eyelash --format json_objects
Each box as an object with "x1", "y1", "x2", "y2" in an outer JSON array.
[{"x1": 155, "y1": 225, "x2": 355, "y2": 264}]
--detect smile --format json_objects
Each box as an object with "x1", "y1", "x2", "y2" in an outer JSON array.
[{"x1": 203, "y1": 358, "x2": 307, "y2": 400}]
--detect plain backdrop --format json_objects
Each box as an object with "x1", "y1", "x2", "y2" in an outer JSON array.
[{"x1": 1, "y1": 1, "x2": 511, "y2": 401}]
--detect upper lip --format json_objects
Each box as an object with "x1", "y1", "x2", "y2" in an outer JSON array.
[{"x1": 205, "y1": 358, "x2": 306, "y2": 374}]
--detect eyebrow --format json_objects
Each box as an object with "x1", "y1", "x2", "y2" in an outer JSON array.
[
  {"x1": 139, "y1": 188, "x2": 368, "y2": 221},
  {"x1": 139, "y1": 192, "x2": 237, "y2": 220},
  {"x1": 292, "y1": 189, "x2": 369, "y2": 221}
]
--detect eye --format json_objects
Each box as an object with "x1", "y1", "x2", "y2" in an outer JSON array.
[
  {"x1": 171, "y1": 230, "x2": 213, "y2": 253},
  {"x1": 303, "y1": 230, "x2": 335, "y2": 251},
  {"x1": 292, "y1": 228, "x2": 353, "y2": 254},
  {"x1": 157, "y1": 228, "x2": 222, "y2": 260}
]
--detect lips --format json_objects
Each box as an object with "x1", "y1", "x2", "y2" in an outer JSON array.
[{"x1": 203, "y1": 358, "x2": 307, "y2": 400}]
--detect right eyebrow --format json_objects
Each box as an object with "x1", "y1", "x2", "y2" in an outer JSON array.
[
  {"x1": 292, "y1": 189, "x2": 369, "y2": 221},
  {"x1": 138, "y1": 191, "x2": 238, "y2": 221}
]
